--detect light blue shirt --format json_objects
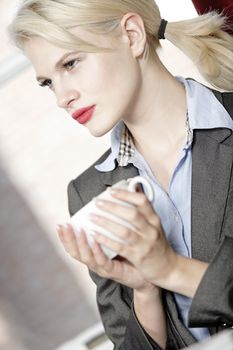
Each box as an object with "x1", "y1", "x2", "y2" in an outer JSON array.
[{"x1": 95, "y1": 77, "x2": 233, "y2": 341}]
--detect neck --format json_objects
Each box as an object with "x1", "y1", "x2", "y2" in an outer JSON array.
[{"x1": 123, "y1": 56, "x2": 187, "y2": 155}]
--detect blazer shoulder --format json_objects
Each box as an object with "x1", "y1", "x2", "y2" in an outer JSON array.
[
  {"x1": 71, "y1": 147, "x2": 111, "y2": 185},
  {"x1": 67, "y1": 148, "x2": 111, "y2": 215},
  {"x1": 211, "y1": 89, "x2": 233, "y2": 120}
]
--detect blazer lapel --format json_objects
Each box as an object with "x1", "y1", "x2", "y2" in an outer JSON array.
[{"x1": 191, "y1": 128, "x2": 233, "y2": 261}]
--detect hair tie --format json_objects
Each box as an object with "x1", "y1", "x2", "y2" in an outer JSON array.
[{"x1": 158, "y1": 19, "x2": 168, "y2": 40}]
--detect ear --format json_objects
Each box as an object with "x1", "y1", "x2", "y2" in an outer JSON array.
[{"x1": 120, "y1": 13, "x2": 147, "y2": 58}]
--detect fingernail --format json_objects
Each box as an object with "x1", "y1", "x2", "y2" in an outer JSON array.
[
  {"x1": 96, "y1": 199, "x2": 105, "y2": 207},
  {"x1": 65, "y1": 223, "x2": 72, "y2": 229},
  {"x1": 56, "y1": 224, "x2": 63, "y2": 231},
  {"x1": 59, "y1": 223, "x2": 70, "y2": 230},
  {"x1": 89, "y1": 214, "x2": 99, "y2": 221},
  {"x1": 110, "y1": 189, "x2": 117, "y2": 195}
]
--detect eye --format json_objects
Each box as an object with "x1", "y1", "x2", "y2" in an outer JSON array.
[
  {"x1": 63, "y1": 59, "x2": 79, "y2": 71},
  {"x1": 39, "y1": 79, "x2": 52, "y2": 88}
]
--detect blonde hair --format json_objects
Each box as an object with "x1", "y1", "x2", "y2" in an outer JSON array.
[{"x1": 9, "y1": 0, "x2": 233, "y2": 91}]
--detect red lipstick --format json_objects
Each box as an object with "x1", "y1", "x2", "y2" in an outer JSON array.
[{"x1": 72, "y1": 105, "x2": 96, "y2": 124}]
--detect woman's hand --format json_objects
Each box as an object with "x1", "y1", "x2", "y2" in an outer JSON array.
[
  {"x1": 90, "y1": 188, "x2": 208, "y2": 298},
  {"x1": 57, "y1": 221, "x2": 167, "y2": 348},
  {"x1": 56, "y1": 223, "x2": 158, "y2": 293},
  {"x1": 90, "y1": 188, "x2": 177, "y2": 286}
]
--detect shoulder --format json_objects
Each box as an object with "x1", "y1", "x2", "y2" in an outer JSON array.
[
  {"x1": 67, "y1": 148, "x2": 111, "y2": 215},
  {"x1": 194, "y1": 79, "x2": 233, "y2": 120},
  {"x1": 187, "y1": 77, "x2": 233, "y2": 119},
  {"x1": 211, "y1": 89, "x2": 233, "y2": 120},
  {"x1": 71, "y1": 147, "x2": 111, "y2": 186}
]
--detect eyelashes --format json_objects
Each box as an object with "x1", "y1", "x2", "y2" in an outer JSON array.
[
  {"x1": 62, "y1": 58, "x2": 80, "y2": 71},
  {"x1": 38, "y1": 58, "x2": 80, "y2": 88},
  {"x1": 39, "y1": 79, "x2": 52, "y2": 88}
]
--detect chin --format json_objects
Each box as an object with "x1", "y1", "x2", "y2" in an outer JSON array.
[
  {"x1": 87, "y1": 119, "x2": 119, "y2": 138},
  {"x1": 88, "y1": 126, "x2": 110, "y2": 138}
]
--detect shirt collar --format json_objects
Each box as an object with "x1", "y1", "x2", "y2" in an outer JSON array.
[
  {"x1": 95, "y1": 77, "x2": 233, "y2": 172},
  {"x1": 180, "y1": 77, "x2": 233, "y2": 130}
]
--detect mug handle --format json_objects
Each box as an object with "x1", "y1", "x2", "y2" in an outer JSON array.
[{"x1": 128, "y1": 176, "x2": 154, "y2": 202}]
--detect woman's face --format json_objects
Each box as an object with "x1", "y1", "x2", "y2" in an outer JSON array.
[{"x1": 24, "y1": 26, "x2": 142, "y2": 137}]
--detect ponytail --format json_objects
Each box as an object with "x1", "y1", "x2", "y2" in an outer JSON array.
[{"x1": 164, "y1": 12, "x2": 233, "y2": 91}]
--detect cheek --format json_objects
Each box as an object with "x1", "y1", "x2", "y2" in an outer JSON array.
[
  {"x1": 106, "y1": 56, "x2": 141, "y2": 117},
  {"x1": 83, "y1": 53, "x2": 140, "y2": 98}
]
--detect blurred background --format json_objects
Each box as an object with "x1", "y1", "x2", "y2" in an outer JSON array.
[{"x1": 0, "y1": 1, "x2": 207, "y2": 349}]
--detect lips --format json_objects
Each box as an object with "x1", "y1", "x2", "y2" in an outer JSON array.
[{"x1": 72, "y1": 105, "x2": 96, "y2": 125}]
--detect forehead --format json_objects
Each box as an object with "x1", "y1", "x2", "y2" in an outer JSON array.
[
  {"x1": 23, "y1": 36, "x2": 68, "y2": 77},
  {"x1": 24, "y1": 36, "x2": 68, "y2": 65}
]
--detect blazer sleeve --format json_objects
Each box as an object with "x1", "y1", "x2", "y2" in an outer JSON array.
[
  {"x1": 88, "y1": 269, "x2": 164, "y2": 350},
  {"x1": 67, "y1": 179, "x2": 165, "y2": 350},
  {"x1": 188, "y1": 235, "x2": 233, "y2": 329}
]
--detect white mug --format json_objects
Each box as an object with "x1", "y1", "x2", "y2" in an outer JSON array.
[{"x1": 69, "y1": 175, "x2": 154, "y2": 259}]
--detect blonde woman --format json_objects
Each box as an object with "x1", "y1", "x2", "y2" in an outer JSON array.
[{"x1": 9, "y1": 1, "x2": 233, "y2": 349}]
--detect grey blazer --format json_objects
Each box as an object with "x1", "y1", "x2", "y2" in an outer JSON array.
[{"x1": 67, "y1": 89, "x2": 233, "y2": 349}]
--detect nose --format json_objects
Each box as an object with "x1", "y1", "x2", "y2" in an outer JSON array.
[{"x1": 56, "y1": 88, "x2": 80, "y2": 109}]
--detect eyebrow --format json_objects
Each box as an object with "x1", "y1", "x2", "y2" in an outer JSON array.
[{"x1": 36, "y1": 51, "x2": 80, "y2": 82}]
